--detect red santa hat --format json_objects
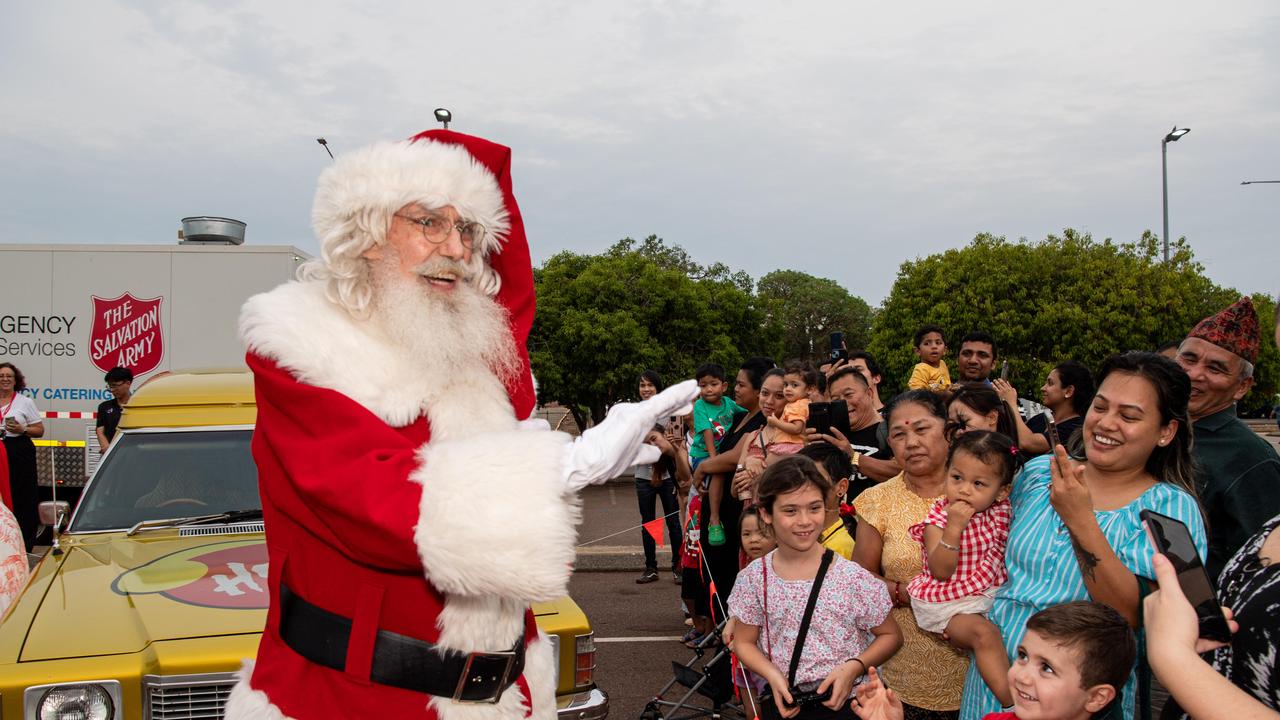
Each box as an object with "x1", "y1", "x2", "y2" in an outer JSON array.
[
  {"x1": 310, "y1": 130, "x2": 538, "y2": 419},
  {"x1": 1187, "y1": 296, "x2": 1260, "y2": 363}
]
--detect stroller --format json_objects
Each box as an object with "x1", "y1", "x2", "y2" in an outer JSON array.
[{"x1": 638, "y1": 618, "x2": 760, "y2": 720}]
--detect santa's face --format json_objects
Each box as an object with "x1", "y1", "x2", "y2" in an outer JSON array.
[{"x1": 363, "y1": 203, "x2": 474, "y2": 293}]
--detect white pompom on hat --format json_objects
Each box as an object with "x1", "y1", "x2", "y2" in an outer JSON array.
[{"x1": 311, "y1": 138, "x2": 510, "y2": 259}]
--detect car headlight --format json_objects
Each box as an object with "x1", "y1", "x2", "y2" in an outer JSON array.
[{"x1": 24, "y1": 681, "x2": 121, "y2": 720}]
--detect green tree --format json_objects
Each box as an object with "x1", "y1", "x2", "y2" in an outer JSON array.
[
  {"x1": 756, "y1": 270, "x2": 874, "y2": 365},
  {"x1": 530, "y1": 236, "x2": 772, "y2": 430},
  {"x1": 867, "y1": 230, "x2": 1256, "y2": 401}
]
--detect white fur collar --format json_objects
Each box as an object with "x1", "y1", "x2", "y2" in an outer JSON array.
[{"x1": 239, "y1": 279, "x2": 516, "y2": 434}]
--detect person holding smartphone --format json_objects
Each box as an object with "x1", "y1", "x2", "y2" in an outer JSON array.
[
  {"x1": 1145, "y1": 516, "x2": 1279, "y2": 720},
  {"x1": 958, "y1": 352, "x2": 1207, "y2": 720}
]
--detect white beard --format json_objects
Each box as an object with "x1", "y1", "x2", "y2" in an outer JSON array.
[{"x1": 368, "y1": 254, "x2": 521, "y2": 393}]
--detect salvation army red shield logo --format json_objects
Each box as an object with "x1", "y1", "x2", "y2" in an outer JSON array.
[
  {"x1": 112, "y1": 540, "x2": 269, "y2": 609},
  {"x1": 89, "y1": 293, "x2": 164, "y2": 375}
]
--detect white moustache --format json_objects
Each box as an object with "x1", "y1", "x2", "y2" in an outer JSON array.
[{"x1": 413, "y1": 259, "x2": 473, "y2": 283}]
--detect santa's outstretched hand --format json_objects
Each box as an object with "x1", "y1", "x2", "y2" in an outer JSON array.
[{"x1": 563, "y1": 379, "x2": 698, "y2": 492}]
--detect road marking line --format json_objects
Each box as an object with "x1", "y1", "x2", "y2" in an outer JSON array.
[{"x1": 595, "y1": 636, "x2": 683, "y2": 643}]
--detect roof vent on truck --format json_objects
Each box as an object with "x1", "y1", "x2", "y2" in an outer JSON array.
[{"x1": 179, "y1": 216, "x2": 246, "y2": 245}]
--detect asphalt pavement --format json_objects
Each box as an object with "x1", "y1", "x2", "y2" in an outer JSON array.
[
  {"x1": 569, "y1": 570, "x2": 740, "y2": 720},
  {"x1": 573, "y1": 477, "x2": 751, "y2": 720},
  {"x1": 576, "y1": 476, "x2": 680, "y2": 571}
]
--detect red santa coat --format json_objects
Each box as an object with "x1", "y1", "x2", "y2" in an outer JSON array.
[{"x1": 227, "y1": 133, "x2": 577, "y2": 720}]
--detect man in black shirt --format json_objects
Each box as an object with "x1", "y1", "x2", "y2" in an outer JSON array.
[
  {"x1": 808, "y1": 366, "x2": 898, "y2": 494},
  {"x1": 96, "y1": 366, "x2": 133, "y2": 451}
]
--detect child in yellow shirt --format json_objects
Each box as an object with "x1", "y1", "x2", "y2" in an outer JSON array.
[{"x1": 908, "y1": 324, "x2": 951, "y2": 393}]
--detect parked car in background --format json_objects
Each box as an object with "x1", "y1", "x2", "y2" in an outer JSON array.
[{"x1": 0, "y1": 369, "x2": 606, "y2": 720}]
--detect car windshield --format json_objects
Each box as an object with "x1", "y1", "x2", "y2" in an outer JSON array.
[{"x1": 70, "y1": 429, "x2": 261, "y2": 532}]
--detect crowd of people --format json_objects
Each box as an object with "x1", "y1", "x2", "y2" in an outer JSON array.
[{"x1": 629, "y1": 296, "x2": 1280, "y2": 720}]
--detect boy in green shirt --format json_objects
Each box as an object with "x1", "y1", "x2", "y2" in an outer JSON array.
[{"x1": 691, "y1": 362, "x2": 743, "y2": 545}]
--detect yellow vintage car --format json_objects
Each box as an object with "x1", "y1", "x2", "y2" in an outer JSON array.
[{"x1": 0, "y1": 369, "x2": 607, "y2": 720}]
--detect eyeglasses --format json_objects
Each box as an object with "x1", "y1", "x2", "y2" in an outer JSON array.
[
  {"x1": 393, "y1": 212, "x2": 485, "y2": 249},
  {"x1": 107, "y1": 381, "x2": 131, "y2": 390}
]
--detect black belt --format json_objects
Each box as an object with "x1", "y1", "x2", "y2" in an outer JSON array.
[{"x1": 279, "y1": 583, "x2": 526, "y2": 703}]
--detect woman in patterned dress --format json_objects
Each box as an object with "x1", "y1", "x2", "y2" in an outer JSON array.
[
  {"x1": 1147, "y1": 511, "x2": 1280, "y2": 719},
  {"x1": 959, "y1": 352, "x2": 1207, "y2": 720},
  {"x1": 853, "y1": 390, "x2": 968, "y2": 720}
]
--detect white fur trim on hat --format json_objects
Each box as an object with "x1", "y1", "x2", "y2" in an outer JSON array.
[{"x1": 313, "y1": 139, "x2": 510, "y2": 259}]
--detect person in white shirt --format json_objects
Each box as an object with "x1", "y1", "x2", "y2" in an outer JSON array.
[{"x1": 0, "y1": 363, "x2": 44, "y2": 551}]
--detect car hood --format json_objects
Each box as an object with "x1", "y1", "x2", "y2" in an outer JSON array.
[{"x1": 21, "y1": 533, "x2": 268, "y2": 662}]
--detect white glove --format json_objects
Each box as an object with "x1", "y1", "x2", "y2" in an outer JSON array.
[{"x1": 564, "y1": 379, "x2": 698, "y2": 492}]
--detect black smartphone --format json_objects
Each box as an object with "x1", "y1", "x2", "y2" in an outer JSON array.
[
  {"x1": 807, "y1": 402, "x2": 832, "y2": 435},
  {"x1": 829, "y1": 332, "x2": 847, "y2": 363},
  {"x1": 828, "y1": 399, "x2": 852, "y2": 439},
  {"x1": 1046, "y1": 419, "x2": 1060, "y2": 450},
  {"x1": 1140, "y1": 509, "x2": 1231, "y2": 643}
]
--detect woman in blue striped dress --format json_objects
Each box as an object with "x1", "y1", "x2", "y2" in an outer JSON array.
[{"x1": 960, "y1": 352, "x2": 1206, "y2": 720}]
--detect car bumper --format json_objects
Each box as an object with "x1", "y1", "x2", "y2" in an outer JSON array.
[{"x1": 557, "y1": 687, "x2": 609, "y2": 720}]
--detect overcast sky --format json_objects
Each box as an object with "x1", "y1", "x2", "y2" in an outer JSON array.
[{"x1": 2, "y1": 1, "x2": 1277, "y2": 305}]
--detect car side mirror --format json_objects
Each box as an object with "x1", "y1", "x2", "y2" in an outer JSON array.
[{"x1": 39, "y1": 501, "x2": 71, "y2": 530}]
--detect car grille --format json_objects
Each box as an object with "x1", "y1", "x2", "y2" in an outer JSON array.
[{"x1": 144, "y1": 672, "x2": 237, "y2": 719}]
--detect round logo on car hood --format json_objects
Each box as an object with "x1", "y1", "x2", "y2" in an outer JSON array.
[{"x1": 112, "y1": 540, "x2": 268, "y2": 609}]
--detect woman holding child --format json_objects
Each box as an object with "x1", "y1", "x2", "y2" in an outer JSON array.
[
  {"x1": 690, "y1": 358, "x2": 776, "y2": 624},
  {"x1": 852, "y1": 390, "x2": 968, "y2": 719},
  {"x1": 959, "y1": 352, "x2": 1207, "y2": 720}
]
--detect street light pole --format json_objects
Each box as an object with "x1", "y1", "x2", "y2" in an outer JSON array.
[{"x1": 1161, "y1": 126, "x2": 1190, "y2": 264}]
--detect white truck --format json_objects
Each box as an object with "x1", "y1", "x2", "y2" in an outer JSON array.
[{"x1": 0, "y1": 229, "x2": 308, "y2": 485}]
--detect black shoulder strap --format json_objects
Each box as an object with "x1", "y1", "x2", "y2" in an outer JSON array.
[{"x1": 787, "y1": 549, "x2": 834, "y2": 686}]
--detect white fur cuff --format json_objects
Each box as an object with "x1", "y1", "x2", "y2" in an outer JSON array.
[
  {"x1": 225, "y1": 661, "x2": 292, "y2": 720},
  {"x1": 414, "y1": 430, "x2": 578, "y2": 601}
]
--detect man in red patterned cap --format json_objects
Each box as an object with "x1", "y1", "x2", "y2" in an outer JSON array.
[
  {"x1": 226, "y1": 130, "x2": 696, "y2": 720},
  {"x1": 1176, "y1": 296, "x2": 1280, "y2": 579}
]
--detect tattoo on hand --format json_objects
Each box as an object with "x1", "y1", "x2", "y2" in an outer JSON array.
[{"x1": 1069, "y1": 535, "x2": 1100, "y2": 581}]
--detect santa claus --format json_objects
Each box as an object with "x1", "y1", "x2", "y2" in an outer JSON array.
[{"x1": 226, "y1": 129, "x2": 695, "y2": 719}]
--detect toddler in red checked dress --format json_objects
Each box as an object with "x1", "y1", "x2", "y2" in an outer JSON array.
[{"x1": 907, "y1": 430, "x2": 1020, "y2": 708}]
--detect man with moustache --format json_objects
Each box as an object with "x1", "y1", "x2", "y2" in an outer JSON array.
[
  {"x1": 228, "y1": 131, "x2": 695, "y2": 720},
  {"x1": 807, "y1": 366, "x2": 899, "y2": 489},
  {"x1": 1176, "y1": 297, "x2": 1280, "y2": 579},
  {"x1": 954, "y1": 331, "x2": 998, "y2": 383}
]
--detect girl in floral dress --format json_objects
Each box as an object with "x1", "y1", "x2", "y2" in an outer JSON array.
[{"x1": 729, "y1": 456, "x2": 902, "y2": 720}]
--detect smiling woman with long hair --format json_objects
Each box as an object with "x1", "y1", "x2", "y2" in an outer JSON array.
[{"x1": 959, "y1": 352, "x2": 1206, "y2": 720}]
